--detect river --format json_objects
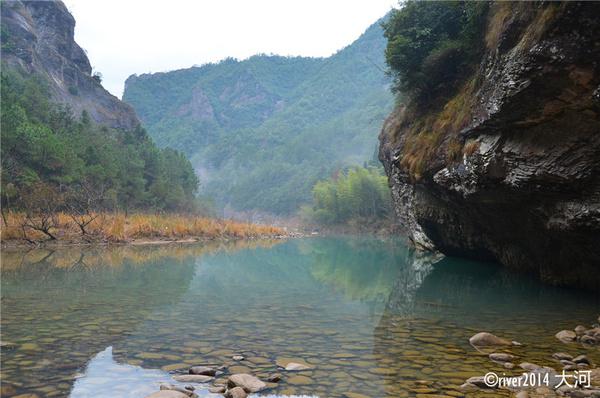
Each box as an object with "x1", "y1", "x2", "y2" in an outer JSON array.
[{"x1": 1, "y1": 237, "x2": 599, "y2": 397}]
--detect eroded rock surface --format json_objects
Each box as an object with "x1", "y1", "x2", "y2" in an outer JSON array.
[
  {"x1": 379, "y1": 2, "x2": 600, "y2": 288},
  {"x1": 1, "y1": 0, "x2": 140, "y2": 129}
]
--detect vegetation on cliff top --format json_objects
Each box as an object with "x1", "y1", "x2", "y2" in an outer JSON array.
[
  {"x1": 381, "y1": 1, "x2": 489, "y2": 179},
  {"x1": 383, "y1": 0, "x2": 488, "y2": 102}
]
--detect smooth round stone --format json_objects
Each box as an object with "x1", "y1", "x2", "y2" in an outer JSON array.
[
  {"x1": 555, "y1": 330, "x2": 577, "y2": 342},
  {"x1": 410, "y1": 387, "x2": 438, "y2": 393},
  {"x1": 245, "y1": 356, "x2": 270, "y2": 365},
  {"x1": 469, "y1": 332, "x2": 512, "y2": 347},
  {"x1": 225, "y1": 387, "x2": 247, "y2": 398},
  {"x1": 276, "y1": 357, "x2": 310, "y2": 368},
  {"x1": 137, "y1": 352, "x2": 165, "y2": 359},
  {"x1": 20, "y1": 343, "x2": 40, "y2": 351},
  {"x1": 350, "y1": 372, "x2": 371, "y2": 381},
  {"x1": 368, "y1": 368, "x2": 396, "y2": 376},
  {"x1": 228, "y1": 365, "x2": 253, "y2": 374},
  {"x1": 145, "y1": 391, "x2": 188, "y2": 398},
  {"x1": 227, "y1": 374, "x2": 266, "y2": 392},
  {"x1": 332, "y1": 353, "x2": 357, "y2": 359},
  {"x1": 287, "y1": 375, "x2": 312, "y2": 385},
  {"x1": 161, "y1": 363, "x2": 188, "y2": 371},
  {"x1": 172, "y1": 374, "x2": 213, "y2": 383},
  {"x1": 285, "y1": 362, "x2": 312, "y2": 371}
]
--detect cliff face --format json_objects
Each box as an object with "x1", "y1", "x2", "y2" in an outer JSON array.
[
  {"x1": 1, "y1": 0, "x2": 139, "y2": 130},
  {"x1": 379, "y1": 2, "x2": 600, "y2": 288}
]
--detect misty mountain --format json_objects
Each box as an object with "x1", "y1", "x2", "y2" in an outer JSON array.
[{"x1": 123, "y1": 17, "x2": 393, "y2": 214}]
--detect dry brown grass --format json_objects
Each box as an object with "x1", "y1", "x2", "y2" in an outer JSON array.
[
  {"x1": 485, "y1": 2, "x2": 514, "y2": 50},
  {"x1": 399, "y1": 77, "x2": 478, "y2": 179},
  {"x1": 0, "y1": 212, "x2": 285, "y2": 244},
  {"x1": 446, "y1": 138, "x2": 463, "y2": 163},
  {"x1": 518, "y1": 3, "x2": 562, "y2": 51},
  {"x1": 463, "y1": 140, "x2": 480, "y2": 157},
  {"x1": 391, "y1": 2, "x2": 567, "y2": 182}
]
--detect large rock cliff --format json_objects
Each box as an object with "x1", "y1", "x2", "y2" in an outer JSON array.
[
  {"x1": 1, "y1": 0, "x2": 139, "y2": 130},
  {"x1": 379, "y1": 2, "x2": 600, "y2": 288}
]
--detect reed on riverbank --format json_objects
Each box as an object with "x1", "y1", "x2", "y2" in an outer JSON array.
[{"x1": 0, "y1": 212, "x2": 285, "y2": 245}]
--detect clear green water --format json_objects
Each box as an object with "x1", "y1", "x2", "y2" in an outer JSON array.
[{"x1": 1, "y1": 237, "x2": 599, "y2": 398}]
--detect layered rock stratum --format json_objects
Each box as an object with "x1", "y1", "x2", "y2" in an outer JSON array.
[{"x1": 379, "y1": 2, "x2": 600, "y2": 288}]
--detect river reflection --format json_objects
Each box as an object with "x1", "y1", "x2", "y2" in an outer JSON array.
[{"x1": 1, "y1": 237, "x2": 598, "y2": 397}]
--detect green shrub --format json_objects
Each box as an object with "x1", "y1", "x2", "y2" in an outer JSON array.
[{"x1": 303, "y1": 166, "x2": 391, "y2": 225}]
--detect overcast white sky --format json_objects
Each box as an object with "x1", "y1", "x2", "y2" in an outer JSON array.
[{"x1": 63, "y1": 0, "x2": 398, "y2": 98}]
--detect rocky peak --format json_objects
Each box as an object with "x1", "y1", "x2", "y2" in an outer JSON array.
[{"x1": 1, "y1": 0, "x2": 139, "y2": 130}]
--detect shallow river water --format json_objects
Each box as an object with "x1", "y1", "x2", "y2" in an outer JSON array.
[{"x1": 1, "y1": 237, "x2": 599, "y2": 397}]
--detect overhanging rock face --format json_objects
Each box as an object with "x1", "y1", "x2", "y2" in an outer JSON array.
[{"x1": 379, "y1": 2, "x2": 600, "y2": 288}]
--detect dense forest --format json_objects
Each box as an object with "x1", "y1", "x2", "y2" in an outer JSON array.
[
  {"x1": 124, "y1": 18, "x2": 393, "y2": 214},
  {"x1": 0, "y1": 69, "x2": 199, "y2": 215},
  {"x1": 383, "y1": 1, "x2": 488, "y2": 101}
]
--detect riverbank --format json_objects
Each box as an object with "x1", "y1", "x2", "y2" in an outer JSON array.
[{"x1": 0, "y1": 212, "x2": 286, "y2": 248}]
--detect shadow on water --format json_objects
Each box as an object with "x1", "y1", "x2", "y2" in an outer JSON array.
[{"x1": 374, "y1": 254, "x2": 600, "y2": 397}]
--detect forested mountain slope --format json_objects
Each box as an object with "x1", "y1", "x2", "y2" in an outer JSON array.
[
  {"x1": 124, "y1": 18, "x2": 393, "y2": 214},
  {"x1": 1, "y1": 0, "x2": 198, "y2": 213}
]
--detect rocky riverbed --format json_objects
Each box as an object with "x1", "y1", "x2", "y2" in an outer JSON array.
[
  {"x1": 137, "y1": 318, "x2": 600, "y2": 398},
  {"x1": 2, "y1": 238, "x2": 599, "y2": 397},
  {"x1": 460, "y1": 317, "x2": 600, "y2": 397}
]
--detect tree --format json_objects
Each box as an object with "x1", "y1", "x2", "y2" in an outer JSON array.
[
  {"x1": 92, "y1": 71, "x2": 102, "y2": 83},
  {"x1": 303, "y1": 166, "x2": 391, "y2": 225},
  {"x1": 0, "y1": 69, "x2": 200, "y2": 214},
  {"x1": 383, "y1": 1, "x2": 488, "y2": 99},
  {"x1": 65, "y1": 179, "x2": 105, "y2": 235},
  {"x1": 19, "y1": 182, "x2": 64, "y2": 241}
]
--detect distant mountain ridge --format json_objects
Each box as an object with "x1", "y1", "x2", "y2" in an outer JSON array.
[{"x1": 124, "y1": 16, "x2": 393, "y2": 214}]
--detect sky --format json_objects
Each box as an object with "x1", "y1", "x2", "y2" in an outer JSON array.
[{"x1": 63, "y1": 0, "x2": 398, "y2": 98}]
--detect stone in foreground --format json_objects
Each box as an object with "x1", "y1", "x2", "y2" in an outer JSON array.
[
  {"x1": 469, "y1": 332, "x2": 513, "y2": 347},
  {"x1": 189, "y1": 366, "x2": 217, "y2": 376},
  {"x1": 172, "y1": 374, "x2": 213, "y2": 383},
  {"x1": 145, "y1": 391, "x2": 190, "y2": 398},
  {"x1": 489, "y1": 353, "x2": 515, "y2": 362},
  {"x1": 285, "y1": 362, "x2": 312, "y2": 371},
  {"x1": 555, "y1": 330, "x2": 577, "y2": 342},
  {"x1": 224, "y1": 387, "x2": 247, "y2": 398},
  {"x1": 227, "y1": 373, "x2": 266, "y2": 393}
]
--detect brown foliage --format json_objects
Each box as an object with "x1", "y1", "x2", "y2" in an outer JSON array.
[{"x1": 1, "y1": 211, "x2": 285, "y2": 244}]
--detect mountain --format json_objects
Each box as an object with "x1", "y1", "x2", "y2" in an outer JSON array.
[
  {"x1": 123, "y1": 18, "x2": 393, "y2": 214},
  {"x1": 1, "y1": 0, "x2": 198, "y2": 213},
  {"x1": 379, "y1": 2, "x2": 600, "y2": 288},
  {"x1": 1, "y1": 0, "x2": 138, "y2": 130}
]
